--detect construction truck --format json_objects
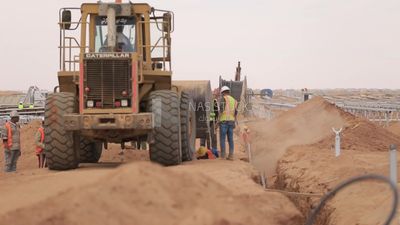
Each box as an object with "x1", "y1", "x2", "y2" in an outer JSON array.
[{"x1": 46, "y1": 1, "x2": 211, "y2": 170}]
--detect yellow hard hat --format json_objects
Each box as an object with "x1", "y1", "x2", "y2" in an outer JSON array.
[{"x1": 196, "y1": 146, "x2": 208, "y2": 158}]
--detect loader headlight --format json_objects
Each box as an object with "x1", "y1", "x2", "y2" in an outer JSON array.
[
  {"x1": 87, "y1": 100, "x2": 94, "y2": 108},
  {"x1": 121, "y1": 100, "x2": 128, "y2": 107}
]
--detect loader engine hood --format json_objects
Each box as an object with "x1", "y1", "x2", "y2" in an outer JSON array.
[{"x1": 82, "y1": 53, "x2": 136, "y2": 111}]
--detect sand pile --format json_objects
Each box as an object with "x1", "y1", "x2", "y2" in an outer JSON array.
[
  {"x1": 387, "y1": 122, "x2": 400, "y2": 137},
  {"x1": 249, "y1": 97, "x2": 400, "y2": 175},
  {"x1": 313, "y1": 117, "x2": 400, "y2": 152},
  {"x1": 257, "y1": 98, "x2": 400, "y2": 224},
  {"x1": 250, "y1": 97, "x2": 348, "y2": 175},
  {"x1": 0, "y1": 162, "x2": 302, "y2": 225}
]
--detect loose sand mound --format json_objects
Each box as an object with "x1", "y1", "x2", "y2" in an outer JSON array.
[
  {"x1": 249, "y1": 97, "x2": 400, "y2": 175},
  {"x1": 387, "y1": 122, "x2": 400, "y2": 137},
  {"x1": 252, "y1": 98, "x2": 400, "y2": 224},
  {"x1": 250, "y1": 97, "x2": 348, "y2": 175},
  {"x1": 313, "y1": 118, "x2": 400, "y2": 152},
  {"x1": 0, "y1": 162, "x2": 302, "y2": 225}
]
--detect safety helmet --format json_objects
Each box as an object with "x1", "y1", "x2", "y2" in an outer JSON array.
[
  {"x1": 220, "y1": 86, "x2": 230, "y2": 94},
  {"x1": 10, "y1": 110, "x2": 19, "y2": 118},
  {"x1": 196, "y1": 146, "x2": 208, "y2": 158}
]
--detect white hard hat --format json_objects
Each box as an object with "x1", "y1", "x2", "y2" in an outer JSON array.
[
  {"x1": 220, "y1": 86, "x2": 230, "y2": 93},
  {"x1": 10, "y1": 110, "x2": 19, "y2": 118}
]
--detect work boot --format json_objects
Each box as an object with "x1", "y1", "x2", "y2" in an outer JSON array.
[
  {"x1": 220, "y1": 152, "x2": 226, "y2": 159},
  {"x1": 226, "y1": 155, "x2": 234, "y2": 161}
]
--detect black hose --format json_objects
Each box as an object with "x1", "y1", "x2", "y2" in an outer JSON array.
[{"x1": 305, "y1": 174, "x2": 398, "y2": 225}]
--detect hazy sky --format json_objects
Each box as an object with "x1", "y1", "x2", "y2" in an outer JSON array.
[{"x1": 0, "y1": 0, "x2": 399, "y2": 91}]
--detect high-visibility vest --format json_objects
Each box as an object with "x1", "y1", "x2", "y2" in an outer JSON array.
[
  {"x1": 210, "y1": 112, "x2": 216, "y2": 121},
  {"x1": 210, "y1": 99, "x2": 218, "y2": 121},
  {"x1": 4, "y1": 122, "x2": 13, "y2": 149},
  {"x1": 36, "y1": 127, "x2": 45, "y2": 154},
  {"x1": 220, "y1": 95, "x2": 237, "y2": 122},
  {"x1": 18, "y1": 104, "x2": 23, "y2": 110}
]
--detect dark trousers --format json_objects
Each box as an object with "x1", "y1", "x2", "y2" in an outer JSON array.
[
  {"x1": 219, "y1": 121, "x2": 235, "y2": 158},
  {"x1": 4, "y1": 150, "x2": 21, "y2": 172},
  {"x1": 37, "y1": 153, "x2": 47, "y2": 168},
  {"x1": 200, "y1": 121, "x2": 217, "y2": 149}
]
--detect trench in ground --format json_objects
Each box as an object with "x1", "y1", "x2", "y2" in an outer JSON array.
[{"x1": 251, "y1": 169, "x2": 333, "y2": 225}]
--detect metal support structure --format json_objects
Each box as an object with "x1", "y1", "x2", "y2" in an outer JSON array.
[
  {"x1": 260, "y1": 171, "x2": 267, "y2": 189},
  {"x1": 106, "y1": 6, "x2": 117, "y2": 49},
  {"x1": 332, "y1": 128, "x2": 343, "y2": 157},
  {"x1": 390, "y1": 144, "x2": 397, "y2": 186}
]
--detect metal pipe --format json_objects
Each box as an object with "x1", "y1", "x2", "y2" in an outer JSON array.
[
  {"x1": 332, "y1": 128, "x2": 342, "y2": 157},
  {"x1": 247, "y1": 143, "x2": 252, "y2": 163},
  {"x1": 107, "y1": 7, "x2": 116, "y2": 50},
  {"x1": 390, "y1": 144, "x2": 397, "y2": 186},
  {"x1": 260, "y1": 171, "x2": 267, "y2": 189}
]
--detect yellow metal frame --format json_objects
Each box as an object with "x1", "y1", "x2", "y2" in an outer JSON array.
[{"x1": 59, "y1": 3, "x2": 173, "y2": 84}]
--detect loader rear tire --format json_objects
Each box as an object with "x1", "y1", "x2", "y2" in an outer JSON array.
[
  {"x1": 180, "y1": 92, "x2": 196, "y2": 161},
  {"x1": 79, "y1": 139, "x2": 103, "y2": 163},
  {"x1": 44, "y1": 92, "x2": 79, "y2": 170},
  {"x1": 147, "y1": 90, "x2": 182, "y2": 166}
]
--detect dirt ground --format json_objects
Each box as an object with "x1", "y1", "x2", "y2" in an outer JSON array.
[
  {"x1": 0, "y1": 122, "x2": 302, "y2": 225},
  {"x1": 247, "y1": 97, "x2": 400, "y2": 225},
  {"x1": 2, "y1": 94, "x2": 400, "y2": 225},
  {"x1": 388, "y1": 122, "x2": 400, "y2": 137},
  {"x1": 0, "y1": 161, "x2": 303, "y2": 225}
]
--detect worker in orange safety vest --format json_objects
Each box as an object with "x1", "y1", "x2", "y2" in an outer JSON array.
[
  {"x1": 2, "y1": 111, "x2": 21, "y2": 172},
  {"x1": 35, "y1": 120, "x2": 46, "y2": 168}
]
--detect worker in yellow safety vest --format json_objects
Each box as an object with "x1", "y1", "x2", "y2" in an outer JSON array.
[
  {"x1": 18, "y1": 102, "x2": 23, "y2": 110},
  {"x1": 35, "y1": 121, "x2": 46, "y2": 168},
  {"x1": 2, "y1": 111, "x2": 21, "y2": 172},
  {"x1": 200, "y1": 98, "x2": 219, "y2": 157},
  {"x1": 218, "y1": 86, "x2": 238, "y2": 160}
]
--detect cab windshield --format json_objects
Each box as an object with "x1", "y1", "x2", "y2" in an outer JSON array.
[{"x1": 95, "y1": 16, "x2": 136, "y2": 52}]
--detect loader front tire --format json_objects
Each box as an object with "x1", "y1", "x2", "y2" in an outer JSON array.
[
  {"x1": 44, "y1": 92, "x2": 79, "y2": 170},
  {"x1": 180, "y1": 92, "x2": 196, "y2": 161},
  {"x1": 147, "y1": 90, "x2": 182, "y2": 166}
]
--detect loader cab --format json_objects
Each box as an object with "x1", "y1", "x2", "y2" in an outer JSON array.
[
  {"x1": 58, "y1": 2, "x2": 174, "y2": 113},
  {"x1": 95, "y1": 16, "x2": 137, "y2": 53}
]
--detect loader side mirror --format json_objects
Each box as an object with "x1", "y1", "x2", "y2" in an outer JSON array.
[
  {"x1": 61, "y1": 10, "x2": 72, "y2": 30},
  {"x1": 162, "y1": 13, "x2": 172, "y2": 32}
]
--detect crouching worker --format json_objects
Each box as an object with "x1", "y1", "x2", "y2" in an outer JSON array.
[
  {"x1": 35, "y1": 121, "x2": 46, "y2": 168},
  {"x1": 196, "y1": 146, "x2": 216, "y2": 160},
  {"x1": 2, "y1": 111, "x2": 21, "y2": 172}
]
